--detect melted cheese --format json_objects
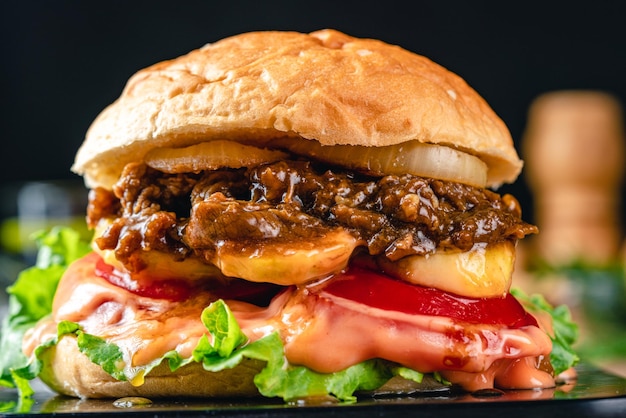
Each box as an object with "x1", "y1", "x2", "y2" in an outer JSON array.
[
  {"x1": 214, "y1": 229, "x2": 361, "y2": 285},
  {"x1": 23, "y1": 253, "x2": 556, "y2": 392},
  {"x1": 377, "y1": 242, "x2": 516, "y2": 298}
]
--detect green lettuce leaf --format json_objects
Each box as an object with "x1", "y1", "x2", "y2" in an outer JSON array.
[
  {"x1": 0, "y1": 227, "x2": 91, "y2": 390},
  {"x1": 11, "y1": 319, "x2": 128, "y2": 388},
  {"x1": 393, "y1": 366, "x2": 424, "y2": 383},
  {"x1": 76, "y1": 332, "x2": 126, "y2": 381},
  {"x1": 198, "y1": 299, "x2": 247, "y2": 358},
  {"x1": 190, "y1": 300, "x2": 393, "y2": 402},
  {"x1": 12, "y1": 321, "x2": 82, "y2": 382},
  {"x1": 511, "y1": 288, "x2": 580, "y2": 375}
]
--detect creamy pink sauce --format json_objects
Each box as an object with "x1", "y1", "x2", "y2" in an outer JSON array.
[{"x1": 23, "y1": 254, "x2": 557, "y2": 392}]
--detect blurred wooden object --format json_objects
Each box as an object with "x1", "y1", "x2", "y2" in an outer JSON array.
[{"x1": 523, "y1": 90, "x2": 625, "y2": 266}]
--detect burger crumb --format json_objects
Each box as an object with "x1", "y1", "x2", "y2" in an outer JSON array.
[{"x1": 112, "y1": 396, "x2": 153, "y2": 408}]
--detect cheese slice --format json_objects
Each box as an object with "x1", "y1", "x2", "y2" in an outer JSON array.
[
  {"x1": 94, "y1": 214, "x2": 514, "y2": 298},
  {"x1": 377, "y1": 241, "x2": 516, "y2": 298}
]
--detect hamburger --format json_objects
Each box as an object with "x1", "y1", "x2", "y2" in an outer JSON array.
[{"x1": 4, "y1": 29, "x2": 578, "y2": 402}]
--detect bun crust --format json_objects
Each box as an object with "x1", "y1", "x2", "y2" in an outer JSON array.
[
  {"x1": 73, "y1": 29, "x2": 521, "y2": 189},
  {"x1": 39, "y1": 336, "x2": 263, "y2": 398},
  {"x1": 40, "y1": 336, "x2": 445, "y2": 399}
]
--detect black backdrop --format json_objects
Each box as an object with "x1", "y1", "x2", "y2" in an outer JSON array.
[{"x1": 2, "y1": 0, "x2": 626, "y2": 223}]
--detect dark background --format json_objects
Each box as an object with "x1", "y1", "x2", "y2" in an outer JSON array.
[{"x1": 1, "y1": 0, "x2": 626, "y2": 225}]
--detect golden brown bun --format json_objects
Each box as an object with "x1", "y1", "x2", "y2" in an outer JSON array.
[
  {"x1": 39, "y1": 336, "x2": 263, "y2": 398},
  {"x1": 73, "y1": 29, "x2": 521, "y2": 189},
  {"x1": 40, "y1": 336, "x2": 445, "y2": 399}
]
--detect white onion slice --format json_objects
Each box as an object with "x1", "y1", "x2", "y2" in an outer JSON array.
[
  {"x1": 286, "y1": 140, "x2": 488, "y2": 188},
  {"x1": 144, "y1": 140, "x2": 289, "y2": 173},
  {"x1": 145, "y1": 139, "x2": 487, "y2": 188}
]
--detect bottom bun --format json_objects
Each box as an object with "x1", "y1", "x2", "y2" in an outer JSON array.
[
  {"x1": 39, "y1": 336, "x2": 265, "y2": 399},
  {"x1": 38, "y1": 336, "x2": 452, "y2": 400}
]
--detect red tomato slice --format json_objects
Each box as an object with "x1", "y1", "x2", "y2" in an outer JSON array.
[
  {"x1": 94, "y1": 254, "x2": 537, "y2": 327},
  {"x1": 320, "y1": 266, "x2": 538, "y2": 328},
  {"x1": 94, "y1": 256, "x2": 283, "y2": 304},
  {"x1": 95, "y1": 257, "x2": 195, "y2": 301}
]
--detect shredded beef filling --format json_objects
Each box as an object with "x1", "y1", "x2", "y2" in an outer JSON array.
[{"x1": 88, "y1": 160, "x2": 537, "y2": 273}]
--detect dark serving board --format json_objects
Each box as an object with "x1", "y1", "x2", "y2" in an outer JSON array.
[{"x1": 1, "y1": 363, "x2": 625, "y2": 417}]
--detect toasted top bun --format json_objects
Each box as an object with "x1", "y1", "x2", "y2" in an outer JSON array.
[{"x1": 72, "y1": 29, "x2": 521, "y2": 189}]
